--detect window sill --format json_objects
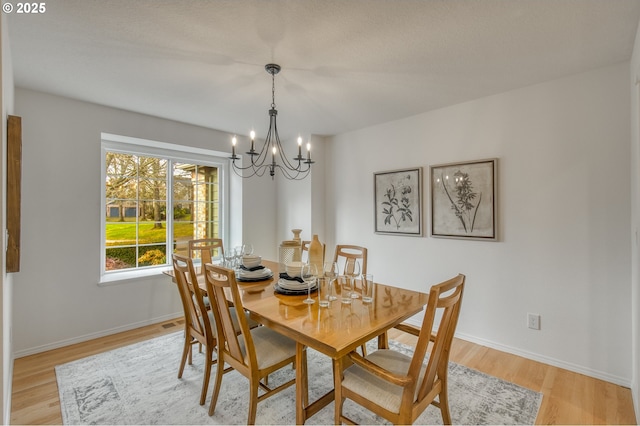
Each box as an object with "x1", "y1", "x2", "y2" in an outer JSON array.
[{"x1": 98, "y1": 266, "x2": 173, "y2": 286}]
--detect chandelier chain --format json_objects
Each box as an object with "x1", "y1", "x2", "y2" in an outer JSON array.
[{"x1": 271, "y1": 72, "x2": 276, "y2": 109}]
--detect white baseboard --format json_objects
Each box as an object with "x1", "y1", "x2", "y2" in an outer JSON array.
[
  {"x1": 402, "y1": 317, "x2": 631, "y2": 388},
  {"x1": 13, "y1": 312, "x2": 183, "y2": 358}
]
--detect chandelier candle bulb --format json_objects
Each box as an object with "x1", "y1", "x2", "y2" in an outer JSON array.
[
  {"x1": 231, "y1": 136, "x2": 237, "y2": 158},
  {"x1": 297, "y1": 137, "x2": 303, "y2": 159},
  {"x1": 249, "y1": 130, "x2": 255, "y2": 152},
  {"x1": 307, "y1": 143, "x2": 311, "y2": 161}
]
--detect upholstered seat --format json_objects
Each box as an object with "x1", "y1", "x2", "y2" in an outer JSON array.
[{"x1": 341, "y1": 350, "x2": 427, "y2": 413}]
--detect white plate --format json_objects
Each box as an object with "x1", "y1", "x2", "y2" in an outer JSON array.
[
  {"x1": 238, "y1": 267, "x2": 272, "y2": 279},
  {"x1": 277, "y1": 278, "x2": 312, "y2": 290}
]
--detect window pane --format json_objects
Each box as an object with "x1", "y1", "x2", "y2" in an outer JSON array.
[
  {"x1": 138, "y1": 244, "x2": 167, "y2": 267},
  {"x1": 105, "y1": 218, "x2": 137, "y2": 247},
  {"x1": 173, "y1": 202, "x2": 193, "y2": 222},
  {"x1": 106, "y1": 246, "x2": 136, "y2": 271},
  {"x1": 139, "y1": 178, "x2": 167, "y2": 201}
]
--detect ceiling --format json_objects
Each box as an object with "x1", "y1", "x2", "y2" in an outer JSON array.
[{"x1": 7, "y1": 0, "x2": 640, "y2": 142}]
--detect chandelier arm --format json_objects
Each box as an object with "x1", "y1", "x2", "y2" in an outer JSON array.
[
  {"x1": 231, "y1": 162, "x2": 270, "y2": 178},
  {"x1": 274, "y1": 163, "x2": 312, "y2": 180},
  {"x1": 271, "y1": 119, "x2": 307, "y2": 172}
]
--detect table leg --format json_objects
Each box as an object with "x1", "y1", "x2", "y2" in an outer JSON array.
[{"x1": 296, "y1": 342, "x2": 308, "y2": 424}]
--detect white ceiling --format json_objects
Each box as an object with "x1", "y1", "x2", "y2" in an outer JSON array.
[{"x1": 7, "y1": 0, "x2": 640, "y2": 142}]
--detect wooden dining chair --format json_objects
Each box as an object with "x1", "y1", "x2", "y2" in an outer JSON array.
[
  {"x1": 333, "y1": 244, "x2": 368, "y2": 276},
  {"x1": 334, "y1": 274, "x2": 466, "y2": 425},
  {"x1": 172, "y1": 254, "x2": 255, "y2": 405},
  {"x1": 203, "y1": 263, "x2": 299, "y2": 425},
  {"x1": 188, "y1": 238, "x2": 225, "y2": 268}
]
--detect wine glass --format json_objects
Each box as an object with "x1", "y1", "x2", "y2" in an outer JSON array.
[
  {"x1": 242, "y1": 243, "x2": 254, "y2": 256},
  {"x1": 302, "y1": 263, "x2": 317, "y2": 304},
  {"x1": 348, "y1": 260, "x2": 361, "y2": 298},
  {"x1": 323, "y1": 261, "x2": 338, "y2": 301},
  {"x1": 223, "y1": 250, "x2": 235, "y2": 268},
  {"x1": 233, "y1": 245, "x2": 243, "y2": 270}
]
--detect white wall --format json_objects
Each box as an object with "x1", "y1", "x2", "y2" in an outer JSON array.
[
  {"x1": 11, "y1": 88, "x2": 276, "y2": 355},
  {"x1": 1, "y1": 13, "x2": 14, "y2": 425},
  {"x1": 326, "y1": 63, "x2": 632, "y2": 385}
]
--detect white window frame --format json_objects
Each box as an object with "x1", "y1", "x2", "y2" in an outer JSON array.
[{"x1": 99, "y1": 133, "x2": 230, "y2": 285}]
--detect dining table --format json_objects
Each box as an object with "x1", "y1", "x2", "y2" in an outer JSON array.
[{"x1": 165, "y1": 259, "x2": 429, "y2": 424}]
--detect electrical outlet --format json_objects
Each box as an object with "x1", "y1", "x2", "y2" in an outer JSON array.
[{"x1": 527, "y1": 313, "x2": 541, "y2": 330}]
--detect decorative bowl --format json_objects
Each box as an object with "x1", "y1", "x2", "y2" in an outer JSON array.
[
  {"x1": 242, "y1": 255, "x2": 262, "y2": 268},
  {"x1": 286, "y1": 261, "x2": 304, "y2": 277}
]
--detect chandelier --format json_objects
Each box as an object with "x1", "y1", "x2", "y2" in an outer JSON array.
[{"x1": 230, "y1": 63, "x2": 314, "y2": 180}]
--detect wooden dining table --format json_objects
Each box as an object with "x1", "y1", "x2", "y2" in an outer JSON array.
[{"x1": 165, "y1": 259, "x2": 429, "y2": 424}]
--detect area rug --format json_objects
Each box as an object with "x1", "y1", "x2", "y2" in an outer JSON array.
[{"x1": 56, "y1": 331, "x2": 542, "y2": 425}]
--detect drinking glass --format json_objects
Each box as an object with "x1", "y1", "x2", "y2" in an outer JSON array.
[
  {"x1": 317, "y1": 277, "x2": 330, "y2": 307},
  {"x1": 302, "y1": 263, "x2": 317, "y2": 304},
  {"x1": 362, "y1": 273, "x2": 374, "y2": 303},
  {"x1": 323, "y1": 261, "x2": 338, "y2": 301},
  {"x1": 348, "y1": 260, "x2": 361, "y2": 298},
  {"x1": 338, "y1": 275, "x2": 352, "y2": 304}
]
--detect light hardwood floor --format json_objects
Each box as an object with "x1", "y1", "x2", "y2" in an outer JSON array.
[{"x1": 11, "y1": 318, "x2": 637, "y2": 425}]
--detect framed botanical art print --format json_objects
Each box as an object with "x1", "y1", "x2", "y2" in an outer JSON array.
[
  {"x1": 430, "y1": 158, "x2": 498, "y2": 241},
  {"x1": 374, "y1": 167, "x2": 422, "y2": 236}
]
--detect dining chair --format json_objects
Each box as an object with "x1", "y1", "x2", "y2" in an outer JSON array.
[
  {"x1": 334, "y1": 274, "x2": 466, "y2": 425},
  {"x1": 203, "y1": 263, "x2": 299, "y2": 425},
  {"x1": 333, "y1": 244, "x2": 368, "y2": 276},
  {"x1": 172, "y1": 253, "x2": 255, "y2": 406},
  {"x1": 188, "y1": 238, "x2": 225, "y2": 268}
]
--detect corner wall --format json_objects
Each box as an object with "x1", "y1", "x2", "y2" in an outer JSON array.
[
  {"x1": 630, "y1": 16, "x2": 640, "y2": 419},
  {"x1": 1, "y1": 12, "x2": 14, "y2": 425},
  {"x1": 327, "y1": 63, "x2": 631, "y2": 385}
]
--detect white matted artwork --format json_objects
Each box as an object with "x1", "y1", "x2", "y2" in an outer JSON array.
[
  {"x1": 374, "y1": 167, "x2": 422, "y2": 236},
  {"x1": 430, "y1": 158, "x2": 498, "y2": 241}
]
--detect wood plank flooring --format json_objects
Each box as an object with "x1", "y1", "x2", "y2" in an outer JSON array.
[{"x1": 10, "y1": 318, "x2": 637, "y2": 424}]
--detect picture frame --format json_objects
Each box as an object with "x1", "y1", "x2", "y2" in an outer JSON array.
[
  {"x1": 430, "y1": 158, "x2": 498, "y2": 241},
  {"x1": 7, "y1": 115, "x2": 22, "y2": 272},
  {"x1": 374, "y1": 167, "x2": 422, "y2": 236}
]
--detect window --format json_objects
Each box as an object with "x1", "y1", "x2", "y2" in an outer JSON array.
[{"x1": 101, "y1": 133, "x2": 229, "y2": 282}]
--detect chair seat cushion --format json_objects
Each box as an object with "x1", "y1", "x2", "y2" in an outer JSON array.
[
  {"x1": 248, "y1": 326, "x2": 297, "y2": 369},
  {"x1": 342, "y1": 349, "x2": 426, "y2": 413}
]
